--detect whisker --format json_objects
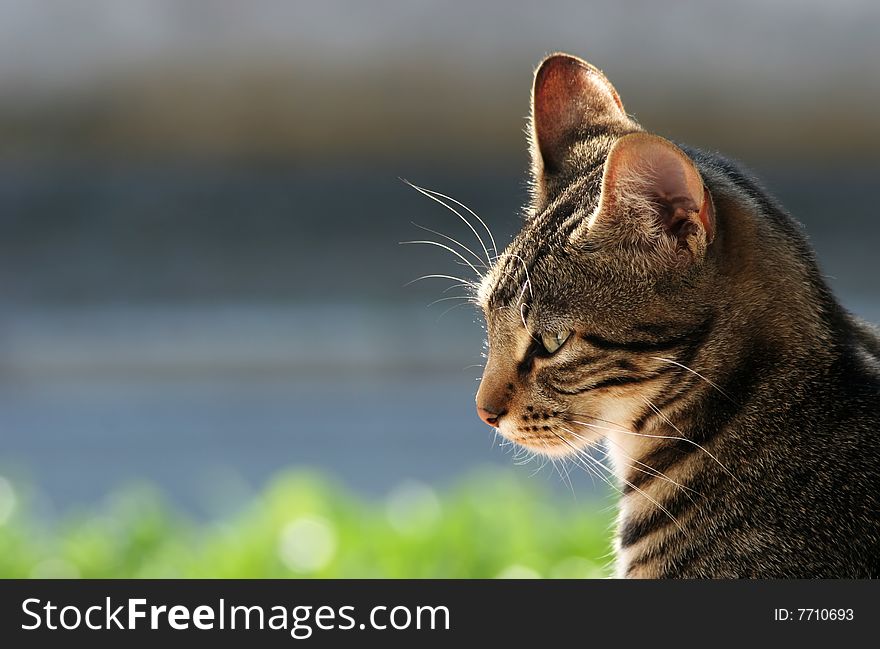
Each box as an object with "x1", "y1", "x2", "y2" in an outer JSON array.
[
  {"x1": 403, "y1": 180, "x2": 494, "y2": 263},
  {"x1": 442, "y1": 282, "x2": 475, "y2": 294},
  {"x1": 495, "y1": 252, "x2": 534, "y2": 301},
  {"x1": 639, "y1": 396, "x2": 741, "y2": 485},
  {"x1": 404, "y1": 180, "x2": 498, "y2": 259},
  {"x1": 436, "y1": 301, "x2": 474, "y2": 321},
  {"x1": 584, "y1": 431, "x2": 702, "y2": 502},
  {"x1": 558, "y1": 428, "x2": 684, "y2": 532},
  {"x1": 404, "y1": 273, "x2": 477, "y2": 288},
  {"x1": 560, "y1": 458, "x2": 578, "y2": 501},
  {"x1": 452, "y1": 259, "x2": 486, "y2": 271},
  {"x1": 400, "y1": 240, "x2": 484, "y2": 279},
  {"x1": 552, "y1": 432, "x2": 608, "y2": 493},
  {"x1": 425, "y1": 295, "x2": 475, "y2": 308},
  {"x1": 423, "y1": 187, "x2": 499, "y2": 259},
  {"x1": 548, "y1": 452, "x2": 577, "y2": 499},
  {"x1": 517, "y1": 277, "x2": 530, "y2": 307},
  {"x1": 567, "y1": 417, "x2": 740, "y2": 485},
  {"x1": 532, "y1": 444, "x2": 551, "y2": 477},
  {"x1": 553, "y1": 430, "x2": 626, "y2": 498},
  {"x1": 515, "y1": 449, "x2": 537, "y2": 466},
  {"x1": 650, "y1": 356, "x2": 737, "y2": 404},
  {"x1": 411, "y1": 222, "x2": 489, "y2": 269}
]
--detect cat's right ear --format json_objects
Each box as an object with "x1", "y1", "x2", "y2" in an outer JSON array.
[{"x1": 530, "y1": 54, "x2": 633, "y2": 180}]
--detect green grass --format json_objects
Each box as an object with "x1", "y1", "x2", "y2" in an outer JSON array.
[{"x1": 0, "y1": 470, "x2": 615, "y2": 578}]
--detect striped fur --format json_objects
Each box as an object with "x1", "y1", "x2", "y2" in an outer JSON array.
[{"x1": 475, "y1": 53, "x2": 880, "y2": 578}]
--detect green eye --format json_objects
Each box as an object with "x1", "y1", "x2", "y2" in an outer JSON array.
[{"x1": 540, "y1": 330, "x2": 571, "y2": 354}]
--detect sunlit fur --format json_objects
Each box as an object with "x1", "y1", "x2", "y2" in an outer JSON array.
[{"x1": 434, "y1": 54, "x2": 880, "y2": 577}]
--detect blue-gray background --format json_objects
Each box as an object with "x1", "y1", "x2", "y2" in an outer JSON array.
[{"x1": 1, "y1": 0, "x2": 877, "y2": 517}]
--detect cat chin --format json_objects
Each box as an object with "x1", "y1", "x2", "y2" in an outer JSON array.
[
  {"x1": 500, "y1": 427, "x2": 592, "y2": 458},
  {"x1": 516, "y1": 438, "x2": 574, "y2": 458}
]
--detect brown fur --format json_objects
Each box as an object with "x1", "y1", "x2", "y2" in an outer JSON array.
[{"x1": 474, "y1": 53, "x2": 880, "y2": 578}]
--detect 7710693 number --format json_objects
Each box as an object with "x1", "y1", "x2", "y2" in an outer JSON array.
[{"x1": 773, "y1": 608, "x2": 853, "y2": 621}]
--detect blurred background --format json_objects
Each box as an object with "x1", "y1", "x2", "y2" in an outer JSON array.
[{"x1": 0, "y1": 0, "x2": 877, "y2": 577}]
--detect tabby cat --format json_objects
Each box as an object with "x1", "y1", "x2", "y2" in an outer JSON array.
[{"x1": 472, "y1": 53, "x2": 880, "y2": 578}]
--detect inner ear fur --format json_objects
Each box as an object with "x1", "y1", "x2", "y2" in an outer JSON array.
[{"x1": 588, "y1": 133, "x2": 715, "y2": 254}]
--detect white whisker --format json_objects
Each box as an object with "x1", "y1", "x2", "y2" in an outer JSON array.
[
  {"x1": 410, "y1": 222, "x2": 490, "y2": 269},
  {"x1": 520, "y1": 302, "x2": 530, "y2": 332},
  {"x1": 650, "y1": 356, "x2": 736, "y2": 404},
  {"x1": 400, "y1": 240, "x2": 484, "y2": 279},
  {"x1": 570, "y1": 417, "x2": 740, "y2": 485},
  {"x1": 554, "y1": 433, "x2": 607, "y2": 491},
  {"x1": 495, "y1": 252, "x2": 534, "y2": 301},
  {"x1": 589, "y1": 431, "x2": 702, "y2": 502},
  {"x1": 404, "y1": 273, "x2": 477, "y2": 288},
  {"x1": 441, "y1": 282, "x2": 475, "y2": 294},
  {"x1": 548, "y1": 452, "x2": 577, "y2": 499},
  {"x1": 558, "y1": 428, "x2": 684, "y2": 532},
  {"x1": 436, "y1": 301, "x2": 474, "y2": 321},
  {"x1": 425, "y1": 294, "x2": 471, "y2": 306},
  {"x1": 403, "y1": 180, "x2": 494, "y2": 263},
  {"x1": 404, "y1": 180, "x2": 498, "y2": 259},
  {"x1": 553, "y1": 430, "x2": 625, "y2": 498},
  {"x1": 516, "y1": 276, "x2": 530, "y2": 307}
]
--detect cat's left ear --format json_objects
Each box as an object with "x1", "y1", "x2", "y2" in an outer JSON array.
[{"x1": 585, "y1": 133, "x2": 715, "y2": 257}]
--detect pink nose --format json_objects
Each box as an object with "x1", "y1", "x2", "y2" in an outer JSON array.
[{"x1": 477, "y1": 406, "x2": 505, "y2": 428}]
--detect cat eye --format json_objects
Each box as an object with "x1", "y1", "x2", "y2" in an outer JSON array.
[{"x1": 540, "y1": 330, "x2": 571, "y2": 355}]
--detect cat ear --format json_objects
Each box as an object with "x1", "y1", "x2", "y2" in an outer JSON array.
[
  {"x1": 530, "y1": 53, "x2": 632, "y2": 176},
  {"x1": 587, "y1": 133, "x2": 715, "y2": 255}
]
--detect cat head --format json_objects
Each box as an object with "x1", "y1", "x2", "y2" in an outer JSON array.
[{"x1": 476, "y1": 53, "x2": 717, "y2": 456}]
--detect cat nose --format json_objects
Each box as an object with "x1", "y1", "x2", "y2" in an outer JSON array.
[{"x1": 477, "y1": 405, "x2": 506, "y2": 428}]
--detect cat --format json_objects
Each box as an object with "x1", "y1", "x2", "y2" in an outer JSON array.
[{"x1": 471, "y1": 53, "x2": 880, "y2": 578}]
